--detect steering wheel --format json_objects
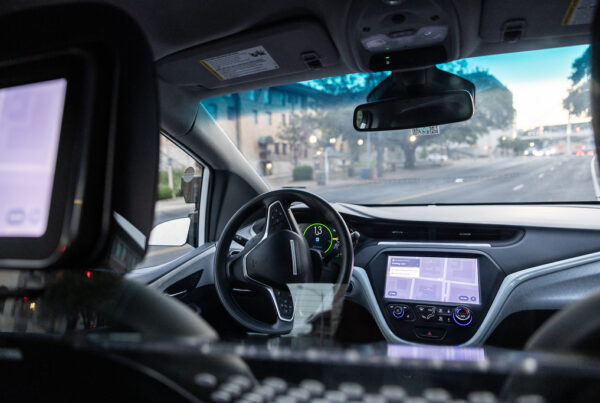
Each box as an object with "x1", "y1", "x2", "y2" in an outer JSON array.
[
  {"x1": 214, "y1": 189, "x2": 354, "y2": 334},
  {"x1": 526, "y1": 289, "x2": 600, "y2": 353}
]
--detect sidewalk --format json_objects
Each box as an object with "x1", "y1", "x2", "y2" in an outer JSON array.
[{"x1": 265, "y1": 160, "x2": 465, "y2": 191}]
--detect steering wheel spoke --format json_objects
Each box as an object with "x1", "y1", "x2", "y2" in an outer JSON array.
[
  {"x1": 226, "y1": 253, "x2": 248, "y2": 286},
  {"x1": 260, "y1": 284, "x2": 295, "y2": 323},
  {"x1": 263, "y1": 199, "x2": 301, "y2": 237}
]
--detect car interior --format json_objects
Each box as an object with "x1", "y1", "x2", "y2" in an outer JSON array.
[{"x1": 2, "y1": 0, "x2": 600, "y2": 402}]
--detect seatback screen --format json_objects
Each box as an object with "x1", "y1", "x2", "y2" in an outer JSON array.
[
  {"x1": 384, "y1": 255, "x2": 480, "y2": 305},
  {"x1": 0, "y1": 79, "x2": 67, "y2": 237}
]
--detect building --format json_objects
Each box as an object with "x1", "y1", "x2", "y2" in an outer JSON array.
[{"x1": 202, "y1": 84, "x2": 332, "y2": 176}]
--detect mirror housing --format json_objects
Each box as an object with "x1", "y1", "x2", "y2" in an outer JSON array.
[
  {"x1": 354, "y1": 91, "x2": 474, "y2": 131},
  {"x1": 353, "y1": 66, "x2": 475, "y2": 132},
  {"x1": 148, "y1": 217, "x2": 191, "y2": 247}
]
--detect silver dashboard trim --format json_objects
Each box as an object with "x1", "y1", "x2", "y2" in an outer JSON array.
[
  {"x1": 290, "y1": 239, "x2": 297, "y2": 276},
  {"x1": 378, "y1": 241, "x2": 491, "y2": 248},
  {"x1": 350, "y1": 250, "x2": 600, "y2": 346},
  {"x1": 464, "y1": 250, "x2": 600, "y2": 346}
]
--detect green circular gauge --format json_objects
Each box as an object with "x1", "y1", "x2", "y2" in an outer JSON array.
[{"x1": 303, "y1": 223, "x2": 334, "y2": 254}]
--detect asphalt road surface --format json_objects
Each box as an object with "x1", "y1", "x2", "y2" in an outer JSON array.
[
  {"x1": 312, "y1": 155, "x2": 599, "y2": 205},
  {"x1": 139, "y1": 155, "x2": 599, "y2": 268}
]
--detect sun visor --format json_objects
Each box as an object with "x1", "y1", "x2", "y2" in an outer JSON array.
[
  {"x1": 480, "y1": 0, "x2": 593, "y2": 43},
  {"x1": 157, "y1": 19, "x2": 340, "y2": 89}
]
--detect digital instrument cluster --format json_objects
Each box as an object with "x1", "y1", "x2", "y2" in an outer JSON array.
[{"x1": 299, "y1": 222, "x2": 341, "y2": 258}]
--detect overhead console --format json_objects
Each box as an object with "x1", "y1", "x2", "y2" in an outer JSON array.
[{"x1": 346, "y1": 0, "x2": 460, "y2": 71}]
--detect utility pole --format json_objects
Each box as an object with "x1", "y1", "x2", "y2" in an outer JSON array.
[{"x1": 566, "y1": 113, "x2": 572, "y2": 155}]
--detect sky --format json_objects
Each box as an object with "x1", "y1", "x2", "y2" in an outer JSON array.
[{"x1": 442, "y1": 45, "x2": 590, "y2": 130}]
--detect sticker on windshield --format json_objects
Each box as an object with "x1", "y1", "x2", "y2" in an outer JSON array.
[
  {"x1": 562, "y1": 0, "x2": 597, "y2": 26},
  {"x1": 411, "y1": 126, "x2": 440, "y2": 136},
  {"x1": 199, "y1": 46, "x2": 279, "y2": 81}
]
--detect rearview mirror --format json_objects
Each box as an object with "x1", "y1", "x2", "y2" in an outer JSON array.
[
  {"x1": 354, "y1": 66, "x2": 475, "y2": 132},
  {"x1": 148, "y1": 217, "x2": 190, "y2": 247},
  {"x1": 354, "y1": 91, "x2": 474, "y2": 131}
]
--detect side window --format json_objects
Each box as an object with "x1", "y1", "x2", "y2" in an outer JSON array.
[{"x1": 136, "y1": 135, "x2": 207, "y2": 268}]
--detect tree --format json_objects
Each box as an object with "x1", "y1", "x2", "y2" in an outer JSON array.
[
  {"x1": 497, "y1": 136, "x2": 528, "y2": 155},
  {"x1": 302, "y1": 72, "x2": 389, "y2": 172},
  {"x1": 563, "y1": 47, "x2": 591, "y2": 118},
  {"x1": 392, "y1": 66, "x2": 515, "y2": 168},
  {"x1": 277, "y1": 113, "x2": 316, "y2": 166}
]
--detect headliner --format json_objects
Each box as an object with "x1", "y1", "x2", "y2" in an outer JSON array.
[{"x1": 0, "y1": 0, "x2": 591, "y2": 99}]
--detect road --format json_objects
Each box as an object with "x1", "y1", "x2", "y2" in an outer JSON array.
[
  {"x1": 310, "y1": 155, "x2": 599, "y2": 204},
  {"x1": 138, "y1": 155, "x2": 599, "y2": 268}
]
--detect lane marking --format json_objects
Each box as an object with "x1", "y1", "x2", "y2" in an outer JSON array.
[
  {"x1": 591, "y1": 155, "x2": 600, "y2": 201},
  {"x1": 382, "y1": 177, "x2": 489, "y2": 204},
  {"x1": 513, "y1": 184, "x2": 524, "y2": 191},
  {"x1": 538, "y1": 173, "x2": 545, "y2": 179}
]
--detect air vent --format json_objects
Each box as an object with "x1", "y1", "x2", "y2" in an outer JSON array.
[
  {"x1": 434, "y1": 225, "x2": 522, "y2": 244},
  {"x1": 353, "y1": 220, "x2": 523, "y2": 245},
  {"x1": 359, "y1": 223, "x2": 429, "y2": 241}
]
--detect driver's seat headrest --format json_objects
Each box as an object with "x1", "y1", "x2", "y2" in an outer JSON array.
[{"x1": 0, "y1": 4, "x2": 158, "y2": 272}]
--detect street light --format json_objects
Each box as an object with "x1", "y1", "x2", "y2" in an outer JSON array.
[
  {"x1": 329, "y1": 137, "x2": 336, "y2": 144},
  {"x1": 409, "y1": 135, "x2": 417, "y2": 143},
  {"x1": 357, "y1": 139, "x2": 364, "y2": 146},
  {"x1": 309, "y1": 135, "x2": 317, "y2": 144},
  {"x1": 529, "y1": 142, "x2": 535, "y2": 147}
]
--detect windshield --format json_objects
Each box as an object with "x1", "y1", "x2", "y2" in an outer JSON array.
[{"x1": 201, "y1": 45, "x2": 598, "y2": 205}]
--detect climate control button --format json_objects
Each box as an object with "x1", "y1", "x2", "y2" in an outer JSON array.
[
  {"x1": 392, "y1": 306, "x2": 405, "y2": 319},
  {"x1": 453, "y1": 306, "x2": 473, "y2": 326},
  {"x1": 416, "y1": 305, "x2": 436, "y2": 321},
  {"x1": 387, "y1": 304, "x2": 415, "y2": 321}
]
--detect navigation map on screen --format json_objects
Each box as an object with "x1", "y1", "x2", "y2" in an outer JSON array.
[
  {"x1": 383, "y1": 255, "x2": 480, "y2": 304},
  {"x1": 0, "y1": 79, "x2": 67, "y2": 237}
]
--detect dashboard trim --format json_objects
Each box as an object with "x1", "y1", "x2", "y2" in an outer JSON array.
[
  {"x1": 378, "y1": 241, "x2": 491, "y2": 248},
  {"x1": 351, "y1": 250, "x2": 600, "y2": 346}
]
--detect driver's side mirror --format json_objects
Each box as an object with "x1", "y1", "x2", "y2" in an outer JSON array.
[{"x1": 148, "y1": 217, "x2": 190, "y2": 246}]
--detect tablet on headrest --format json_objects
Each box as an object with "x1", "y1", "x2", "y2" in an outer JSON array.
[{"x1": 0, "y1": 79, "x2": 67, "y2": 238}]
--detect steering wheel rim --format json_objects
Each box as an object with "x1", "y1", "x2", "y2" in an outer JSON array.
[
  {"x1": 214, "y1": 189, "x2": 354, "y2": 335},
  {"x1": 526, "y1": 289, "x2": 600, "y2": 353}
]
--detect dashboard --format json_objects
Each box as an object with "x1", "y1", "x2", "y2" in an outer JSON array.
[
  {"x1": 134, "y1": 203, "x2": 600, "y2": 348},
  {"x1": 286, "y1": 204, "x2": 600, "y2": 346}
]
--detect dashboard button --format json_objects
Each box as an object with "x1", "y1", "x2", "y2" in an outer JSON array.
[
  {"x1": 402, "y1": 306, "x2": 415, "y2": 321},
  {"x1": 416, "y1": 305, "x2": 436, "y2": 321},
  {"x1": 414, "y1": 327, "x2": 446, "y2": 340},
  {"x1": 435, "y1": 314, "x2": 452, "y2": 324},
  {"x1": 436, "y1": 306, "x2": 453, "y2": 316}
]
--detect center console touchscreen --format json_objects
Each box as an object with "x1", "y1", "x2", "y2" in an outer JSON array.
[{"x1": 384, "y1": 256, "x2": 480, "y2": 304}]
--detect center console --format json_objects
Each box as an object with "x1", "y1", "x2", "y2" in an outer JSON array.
[{"x1": 367, "y1": 249, "x2": 505, "y2": 344}]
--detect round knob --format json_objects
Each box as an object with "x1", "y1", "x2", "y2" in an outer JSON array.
[
  {"x1": 453, "y1": 306, "x2": 472, "y2": 326},
  {"x1": 392, "y1": 306, "x2": 405, "y2": 319}
]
